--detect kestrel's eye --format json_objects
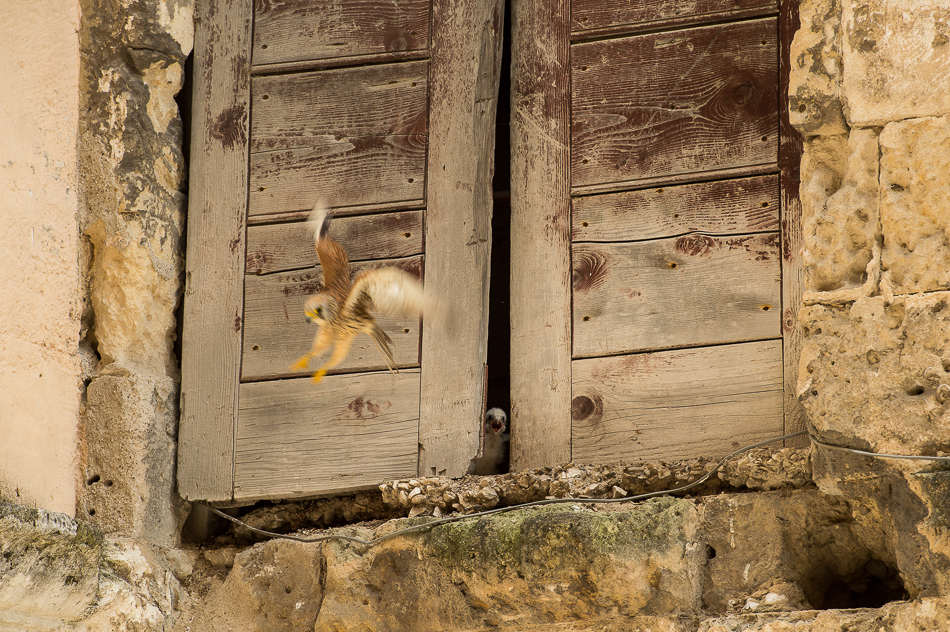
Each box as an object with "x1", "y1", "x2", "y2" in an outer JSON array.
[{"x1": 315, "y1": 307, "x2": 323, "y2": 316}]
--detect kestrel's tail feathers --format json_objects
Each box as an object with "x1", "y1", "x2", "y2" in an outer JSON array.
[
  {"x1": 308, "y1": 199, "x2": 333, "y2": 243},
  {"x1": 368, "y1": 323, "x2": 398, "y2": 375}
]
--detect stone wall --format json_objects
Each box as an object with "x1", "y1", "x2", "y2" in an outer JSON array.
[
  {"x1": 76, "y1": 0, "x2": 193, "y2": 547},
  {"x1": 0, "y1": 0, "x2": 83, "y2": 517},
  {"x1": 791, "y1": 0, "x2": 950, "y2": 597}
]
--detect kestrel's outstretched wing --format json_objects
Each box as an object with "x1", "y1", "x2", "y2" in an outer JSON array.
[
  {"x1": 345, "y1": 266, "x2": 433, "y2": 320},
  {"x1": 308, "y1": 200, "x2": 351, "y2": 301}
]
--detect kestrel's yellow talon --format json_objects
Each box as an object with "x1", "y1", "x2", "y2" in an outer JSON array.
[
  {"x1": 311, "y1": 369, "x2": 327, "y2": 384},
  {"x1": 290, "y1": 356, "x2": 310, "y2": 371}
]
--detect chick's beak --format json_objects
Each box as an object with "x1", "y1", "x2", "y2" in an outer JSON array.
[{"x1": 490, "y1": 420, "x2": 504, "y2": 434}]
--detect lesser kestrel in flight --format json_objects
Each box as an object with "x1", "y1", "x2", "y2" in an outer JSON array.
[{"x1": 290, "y1": 201, "x2": 438, "y2": 384}]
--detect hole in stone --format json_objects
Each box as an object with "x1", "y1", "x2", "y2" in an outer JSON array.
[
  {"x1": 761, "y1": 305, "x2": 771, "y2": 311},
  {"x1": 261, "y1": 44, "x2": 268, "y2": 50},
  {"x1": 706, "y1": 545, "x2": 717, "y2": 560},
  {"x1": 404, "y1": 328, "x2": 410, "y2": 333},
  {"x1": 407, "y1": 178, "x2": 414, "y2": 183},
  {"x1": 761, "y1": 135, "x2": 769, "y2": 142},
  {"x1": 104, "y1": 480, "x2": 113, "y2": 487},
  {"x1": 581, "y1": 221, "x2": 588, "y2": 227},
  {"x1": 87, "y1": 474, "x2": 100, "y2": 486},
  {"x1": 656, "y1": 188, "x2": 664, "y2": 193},
  {"x1": 285, "y1": 586, "x2": 292, "y2": 594},
  {"x1": 811, "y1": 557, "x2": 908, "y2": 609},
  {"x1": 760, "y1": 201, "x2": 770, "y2": 207},
  {"x1": 403, "y1": 232, "x2": 412, "y2": 238},
  {"x1": 907, "y1": 385, "x2": 925, "y2": 396},
  {"x1": 261, "y1": 94, "x2": 270, "y2": 100},
  {"x1": 581, "y1": 158, "x2": 589, "y2": 164},
  {"x1": 798, "y1": 104, "x2": 806, "y2": 112},
  {"x1": 252, "y1": 345, "x2": 260, "y2": 351},
  {"x1": 88, "y1": 508, "x2": 96, "y2": 516}
]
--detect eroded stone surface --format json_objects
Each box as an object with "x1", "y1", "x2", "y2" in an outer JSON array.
[
  {"x1": 798, "y1": 294, "x2": 950, "y2": 455},
  {"x1": 841, "y1": 0, "x2": 950, "y2": 126},
  {"x1": 702, "y1": 490, "x2": 898, "y2": 613},
  {"x1": 315, "y1": 499, "x2": 701, "y2": 632},
  {"x1": 880, "y1": 116, "x2": 950, "y2": 295},
  {"x1": 701, "y1": 597, "x2": 950, "y2": 631},
  {"x1": 77, "y1": 0, "x2": 193, "y2": 548},
  {"x1": 789, "y1": 0, "x2": 848, "y2": 136},
  {"x1": 800, "y1": 130, "x2": 879, "y2": 295}
]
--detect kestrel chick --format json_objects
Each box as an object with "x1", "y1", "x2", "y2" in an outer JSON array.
[
  {"x1": 290, "y1": 201, "x2": 437, "y2": 384},
  {"x1": 468, "y1": 408, "x2": 510, "y2": 475}
]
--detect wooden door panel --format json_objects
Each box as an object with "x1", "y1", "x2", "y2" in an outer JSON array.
[
  {"x1": 572, "y1": 0, "x2": 777, "y2": 36},
  {"x1": 572, "y1": 234, "x2": 781, "y2": 357},
  {"x1": 571, "y1": 18, "x2": 778, "y2": 191},
  {"x1": 571, "y1": 340, "x2": 784, "y2": 462},
  {"x1": 572, "y1": 175, "x2": 779, "y2": 242},
  {"x1": 234, "y1": 370, "x2": 421, "y2": 500},
  {"x1": 250, "y1": 62, "x2": 428, "y2": 152},
  {"x1": 248, "y1": 136, "x2": 427, "y2": 216},
  {"x1": 252, "y1": 0, "x2": 430, "y2": 67},
  {"x1": 242, "y1": 256, "x2": 423, "y2": 381},
  {"x1": 246, "y1": 211, "x2": 423, "y2": 275}
]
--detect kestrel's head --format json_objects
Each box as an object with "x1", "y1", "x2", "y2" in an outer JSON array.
[
  {"x1": 304, "y1": 294, "x2": 338, "y2": 325},
  {"x1": 485, "y1": 407, "x2": 508, "y2": 434}
]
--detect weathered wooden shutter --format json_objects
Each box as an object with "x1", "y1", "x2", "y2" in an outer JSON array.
[
  {"x1": 510, "y1": 0, "x2": 803, "y2": 468},
  {"x1": 179, "y1": 0, "x2": 504, "y2": 502}
]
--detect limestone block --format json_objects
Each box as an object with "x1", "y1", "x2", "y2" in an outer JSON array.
[
  {"x1": 798, "y1": 293, "x2": 950, "y2": 455},
  {"x1": 841, "y1": 0, "x2": 950, "y2": 126},
  {"x1": 700, "y1": 597, "x2": 950, "y2": 631},
  {"x1": 79, "y1": 372, "x2": 183, "y2": 548},
  {"x1": 880, "y1": 116, "x2": 950, "y2": 294},
  {"x1": 315, "y1": 499, "x2": 701, "y2": 632},
  {"x1": 0, "y1": 501, "x2": 103, "y2": 625},
  {"x1": 701, "y1": 490, "x2": 887, "y2": 612},
  {"x1": 183, "y1": 540, "x2": 323, "y2": 632},
  {"x1": 789, "y1": 0, "x2": 848, "y2": 136},
  {"x1": 800, "y1": 130, "x2": 879, "y2": 294}
]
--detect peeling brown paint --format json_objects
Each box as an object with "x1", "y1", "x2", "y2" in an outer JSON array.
[{"x1": 209, "y1": 104, "x2": 247, "y2": 149}]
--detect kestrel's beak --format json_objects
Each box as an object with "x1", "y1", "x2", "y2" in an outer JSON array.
[{"x1": 490, "y1": 420, "x2": 504, "y2": 434}]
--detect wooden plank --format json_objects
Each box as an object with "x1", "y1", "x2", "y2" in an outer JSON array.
[
  {"x1": 242, "y1": 256, "x2": 423, "y2": 382},
  {"x1": 572, "y1": 174, "x2": 780, "y2": 243},
  {"x1": 780, "y1": 0, "x2": 807, "y2": 445},
  {"x1": 248, "y1": 136, "x2": 426, "y2": 217},
  {"x1": 571, "y1": 18, "x2": 779, "y2": 190},
  {"x1": 177, "y1": 0, "x2": 252, "y2": 502},
  {"x1": 251, "y1": 50, "x2": 428, "y2": 77},
  {"x1": 250, "y1": 61, "x2": 428, "y2": 152},
  {"x1": 252, "y1": 0, "x2": 429, "y2": 67},
  {"x1": 572, "y1": 0, "x2": 776, "y2": 36},
  {"x1": 246, "y1": 210, "x2": 423, "y2": 275},
  {"x1": 234, "y1": 370, "x2": 421, "y2": 500},
  {"x1": 420, "y1": 0, "x2": 504, "y2": 477},
  {"x1": 570, "y1": 163, "x2": 779, "y2": 199},
  {"x1": 509, "y1": 0, "x2": 573, "y2": 470},
  {"x1": 571, "y1": 340, "x2": 784, "y2": 462},
  {"x1": 572, "y1": 234, "x2": 781, "y2": 357}
]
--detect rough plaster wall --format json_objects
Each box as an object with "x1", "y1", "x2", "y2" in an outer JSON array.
[
  {"x1": 77, "y1": 0, "x2": 193, "y2": 548},
  {"x1": 792, "y1": 0, "x2": 950, "y2": 596},
  {"x1": 0, "y1": 0, "x2": 83, "y2": 517}
]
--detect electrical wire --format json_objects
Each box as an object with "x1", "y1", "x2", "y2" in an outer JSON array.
[
  {"x1": 201, "y1": 430, "x2": 950, "y2": 548},
  {"x1": 809, "y1": 435, "x2": 950, "y2": 463}
]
